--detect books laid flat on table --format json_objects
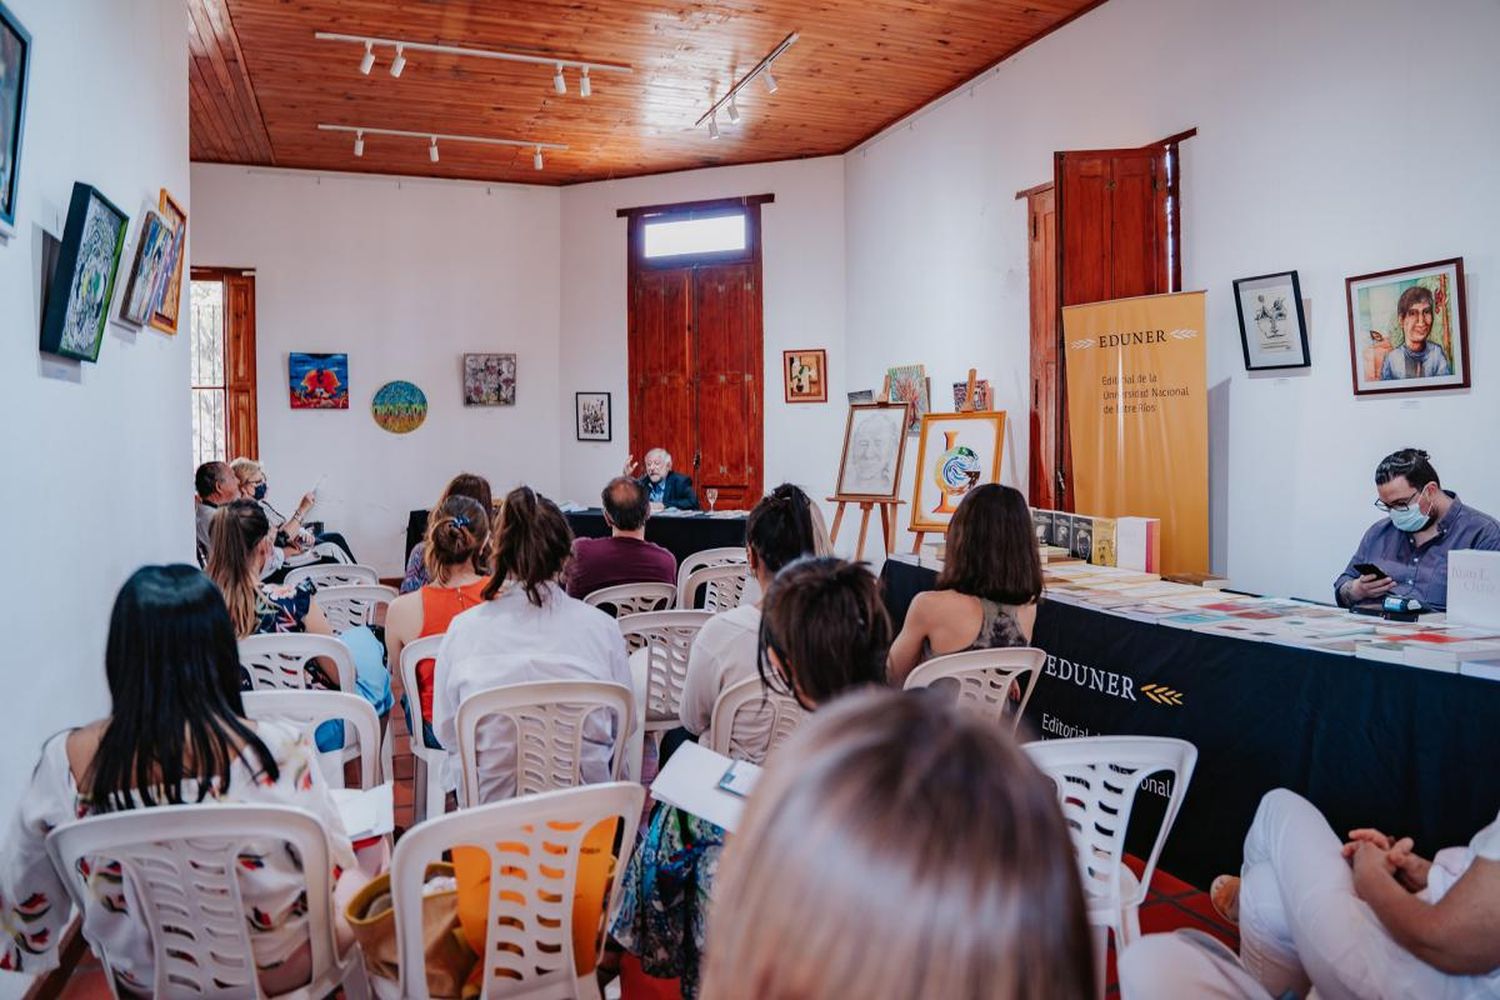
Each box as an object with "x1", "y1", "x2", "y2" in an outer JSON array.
[
  {"x1": 331, "y1": 784, "x2": 395, "y2": 842},
  {"x1": 1460, "y1": 656, "x2": 1500, "y2": 681},
  {"x1": 648, "y1": 740, "x2": 763, "y2": 834}
]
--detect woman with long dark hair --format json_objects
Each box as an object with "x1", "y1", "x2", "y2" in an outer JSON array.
[{"x1": 0, "y1": 566, "x2": 357, "y2": 992}]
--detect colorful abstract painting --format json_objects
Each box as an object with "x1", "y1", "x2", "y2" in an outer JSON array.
[
  {"x1": 148, "y1": 189, "x2": 187, "y2": 334},
  {"x1": 117, "y1": 209, "x2": 171, "y2": 327},
  {"x1": 289, "y1": 352, "x2": 349, "y2": 409},
  {"x1": 372, "y1": 380, "x2": 428, "y2": 434},
  {"x1": 885, "y1": 363, "x2": 930, "y2": 435},
  {"x1": 463, "y1": 353, "x2": 516, "y2": 405},
  {"x1": 38, "y1": 183, "x2": 128, "y2": 363},
  {"x1": 0, "y1": 2, "x2": 32, "y2": 234}
]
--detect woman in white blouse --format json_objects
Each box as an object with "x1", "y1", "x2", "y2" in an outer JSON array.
[
  {"x1": 0, "y1": 565, "x2": 358, "y2": 995},
  {"x1": 433, "y1": 486, "x2": 633, "y2": 803}
]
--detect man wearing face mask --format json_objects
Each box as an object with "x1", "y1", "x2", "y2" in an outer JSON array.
[
  {"x1": 622, "y1": 448, "x2": 700, "y2": 511},
  {"x1": 1335, "y1": 448, "x2": 1500, "y2": 610}
]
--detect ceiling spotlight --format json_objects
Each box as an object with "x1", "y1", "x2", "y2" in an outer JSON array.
[
  {"x1": 553, "y1": 64, "x2": 566, "y2": 95},
  {"x1": 727, "y1": 95, "x2": 740, "y2": 123},
  {"x1": 762, "y1": 66, "x2": 778, "y2": 94},
  {"x1": 390, "y1": 44, "x2": 406, "y2": 78},
  {"x1": 579, "y1": 67, "x2": 592, "y2": 98},
  {"x1": 708, "y1": 112, "x2": 720, "y2": 140},
  {"x1": 359, "y1": 40, "x2": 375, "y2": 75},
  {"x1": 533, "y1": 146, "x2": 544, "y2": 170},
  {"x1": 353, "y1": 130, "x2": 365, "y2": 157},
  {"x1": 429, "y1": 137, "x2": 439, "y2": 162}
]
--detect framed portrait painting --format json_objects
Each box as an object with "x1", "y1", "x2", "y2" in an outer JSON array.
[
  {"x1": 463, "y1": 352, "x2": 517, "y2": 406},
  {"x1": 148, "y1": 188, "x2": 187, "y2": 334},
  {"x1": 1233, "y1": 270, "x2": 1309, "y2": 370},
  {"x1": 0, "y1": 1, "x2": 32, "y2": 236},
  {"x1": 576, "y1": 392, "x2": 611, "y2": 442},
  {"x1": 909, "y1": 410, "x2": 1007, "y2": 533},
  {"x1": 38, "y1": 183, "x2": 129, "y2": 363},
  {"x1": 1346, "y1": 258, "x2": 1468, "y2": 396},
  {"x1": 834, "y1": 401, "x2": 910, "y2": 501},
  {"x1": 783, "y1": 349, "x2": 827, "y2": 403}
]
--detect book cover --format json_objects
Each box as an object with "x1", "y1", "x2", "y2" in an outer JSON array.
[
  {"x1": 1031, "y1": 508, "x2": 1056, "y2": 546},
  {"x1": 1354, "y1": 641, "x2": 1411, "y2": 664},
  {"x1": 1447, "y1": 550, "x2": 1500, "y2": 628},
  {"x1": 1116, "y1": 516, "x2": 1160, "y2": 573},
  {"x1": 1090, "y1": 517, "x2": 1117, "y2": 567},
  {"x1": 1459, "y1": 656, "x2": 1500, "y2": 681},
  {"x1": 1053, "y1": 514, "x2": 1074, "y2": 554}
]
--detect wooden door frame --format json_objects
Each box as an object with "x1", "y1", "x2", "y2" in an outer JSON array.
[{"x1": 190, "y1": 266, "x2": 259, "y2": 460}]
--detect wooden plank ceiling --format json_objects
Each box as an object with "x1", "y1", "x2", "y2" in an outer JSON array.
[{"x1": 189, "y1": 0, "x2": 1105, "y2": 186}]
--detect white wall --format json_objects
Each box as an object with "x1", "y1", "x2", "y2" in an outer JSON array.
[
  {"x1": 845, "y1": 0, "x2": 1500, "y2": 599},
  {"x1": 558, "y1": 158, "x2": 848, "y2": 534},
  {"x1": 190, "y1": 165, "x2": 562, "y2": 575},
  {"x1": 0, "y1": 0, "x2": 188, "y2": 990}
]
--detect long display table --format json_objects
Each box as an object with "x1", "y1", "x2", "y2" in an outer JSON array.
[{"x1": 880, "y1": 558, "x2": 1500, "y2": 887}]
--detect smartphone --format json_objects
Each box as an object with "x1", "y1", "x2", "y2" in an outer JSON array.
[
  {"x1": 716, "y1": 761, "x2": 760, "y2": 799},
  {"x1": 1353, "y1": 562, "x2": 1389, "y2": 580}
]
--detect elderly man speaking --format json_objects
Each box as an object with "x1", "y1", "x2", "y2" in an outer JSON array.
[{"x1": 623, "y1": 448, "x2": 700, "y2": 511}]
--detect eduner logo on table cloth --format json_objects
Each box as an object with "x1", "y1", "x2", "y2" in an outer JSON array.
[{"x1": 1042, "y1": 653, "x2": 1185, "y2": 707}]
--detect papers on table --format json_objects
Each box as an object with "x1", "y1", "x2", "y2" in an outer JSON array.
[
  {"x1": 330, "y1": 785, "x2": 395, "y2": 841},
  {"x1": 648, "y1": 741, "x2": 763, "y2": 833}
]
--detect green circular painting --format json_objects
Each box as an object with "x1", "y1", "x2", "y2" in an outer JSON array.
[{"x1": 371, "y1": 380, "x2": 427, "y2": 434}]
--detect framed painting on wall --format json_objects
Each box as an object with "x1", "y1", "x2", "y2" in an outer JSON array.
[
  {"x1": 1233, "y1": 270, "x2": 1310, "y2": 370},
  {"x1": 909, "y1": 410, "x2": 1007, "y2": 533},
  {"x1": 148, "y1": 188, "x2": 187, "y2": 333},
  {"x1": 38, "y1": 183, "x2": 129, "y2": 363},
  {"x1": 0, "y1": 1, "x2": 32, "y2": 237},
  {"x1": 289, "y1": 352, "x2": 349, "y2": 409},
  {"x1": 782, "y1": 349, "x2": 827, "y2": 403},
  {"x1": 833, "y1": 401, "x2": 910, "y2": 501},
  {"x1": 372, "y1": 380, "x2": 428, "y2": 434},
  {"x1": 576, "y1": 392, "x2": 611, "y2": 441},
  {"x1": 463, "y1": 352, "x2": 517, "y2": 405},
  {"x1": 116, "y1": 208, "x2": 172, "y2": 327},
  {"x1": 1346, "y1": 257, "x2": 1468, "y2": 396}
]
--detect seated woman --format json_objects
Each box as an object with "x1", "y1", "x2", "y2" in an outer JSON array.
[
  {"x1": 678, "y1": 484, "x2": 818, "y2": 750},
  {"x1": 700, "y1": 687, "x2": 1095, "y2": 1000},
  {"x1": 402, "y1": 473, "x2": 493, "y2": 593},
  {"x1": 888, "y1": 483, "x2": 1043, "y2": 685},
  {"x1": 385, "y1": 495, "x2": 491, "y2": 750},
  {"x1": 431, "y1": 486, "x2": 632, "y2": 803},
  {"x1": 206, "y1": 500, "x2": 390, "y2": 721},
  {"x1": 230, "y1": 457, "x2": 355, "y2": 568},
  {"x1": 610, "y1": 556, "x2": 893, "y2": 998},
  {"x1": 0, "y1": 565, "x2": 361, "y2": 994},
  {"x1": 1188, "y1": 788, "x2": 1500, "y2": 999}
]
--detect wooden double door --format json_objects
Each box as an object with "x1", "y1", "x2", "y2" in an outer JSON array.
[{"x1": 628, "y1": 261, "x2": 764, "y2": 510}]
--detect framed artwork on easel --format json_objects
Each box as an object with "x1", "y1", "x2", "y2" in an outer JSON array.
[
  {"x1": 834, "y1": 401, "x2": 910, "y2": 501},
  {"x1": 909, "y1": 410, "x2": 1007, "y2": 535}
]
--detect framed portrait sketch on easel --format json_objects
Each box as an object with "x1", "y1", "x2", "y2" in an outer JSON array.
[{"x1": 834, "y1": 401, "x2": 910, "y2": 501}]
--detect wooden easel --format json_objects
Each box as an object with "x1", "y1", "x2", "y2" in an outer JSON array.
[
  {"x1": 908, "y1": 369, "x2": 985, "y2": 555},
  {"x1": 827, "y1": 496, "x2": 904, "y2": 561}
]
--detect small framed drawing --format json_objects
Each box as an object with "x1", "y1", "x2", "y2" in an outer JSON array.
[
  {"x1": 834, "y1": 401, "x2": 910, "y2": 501},
  {"x1": 38, "y1": 183, "x2": 129, "y2": 363},
  {"x1": 1, "y1": 1, "x2": 33, "y2": 237},
  {"x1": 1346, "y1": 257, "x2": 1468, "y2": 396},
  {"x1": 576, "y1": 392, "x2": 611, "y2": 441},
  {"x1": 783, "y1": 349, "x2": 827, "y2": 403},
  {"x1": 463, "y1": 352, "x2": 517, "y2": 405},
  {"x1": 1233, "y1": 270, "x2": 1309, "y2": 370},
  {"x1": 909, "y1": 410, "x2": 1007, "y2": 533}
]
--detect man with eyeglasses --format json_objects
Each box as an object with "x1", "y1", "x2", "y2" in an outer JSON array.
[{"x1": 1335, "y1": 448, "x2": 1500, "y2": 610}]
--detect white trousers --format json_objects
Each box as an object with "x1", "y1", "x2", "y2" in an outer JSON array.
[
  {"x1": 1238, "y1": 788, "x2": 1490, "y2": 1000},
  {"x1": 1119, "y1": 930, "x2": 1271, "y2": 999}
]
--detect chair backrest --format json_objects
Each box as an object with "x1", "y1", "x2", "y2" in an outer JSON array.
[
  {"x1": 902, "y1": 647, "x2": 1046, "y2": 734},
  {"x1": 618, "y1": 610, "x2": 712, "y2": 728},
  {"x1": 455, "y1": 679, "x2": 635, "y2": 804},
  {"x1": 399, "y1": 634, "x2": 448, "y2": 767},
  {"x1": 282, "y1": 563, "x2": 380, "y2": 590},
  {"x1": 391, "y1": 782, "x2": 644, "y2": 1000},
  {"x1": 1022, "y1": 736, "x2": 1198, "y2": 912},
  {"x1": 675, "y1": 546, "x2": 747, "y2": 597},
  {"x1": 708, "y1": 676, "x2": 806, "y2": 764},
  {"x1": 238, "y1": 632, "x2": 356, "y2": 693},
  {"x1": 582, "y1": 581, "x2": 678, "y2": 620},
  {"x1": 316, "y1": 583, "x2": 398, "y2": 635},
  {"x1": 242, "y1": 689, "x2": 383, "y2": 788},
  {"x1": 677, "y1": 562, "x2": 751, "y2": 611},
  {"x1": 46, "y1": 804, "x2": 344, "y2": 1000}
]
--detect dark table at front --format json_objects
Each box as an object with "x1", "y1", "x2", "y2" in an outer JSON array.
[
  {"x1": 406, "y1": 508, "x2": 747, "y2": 568},
  {"x1": 880, "y1": 558, "x2": 1500, "y2": 888}
]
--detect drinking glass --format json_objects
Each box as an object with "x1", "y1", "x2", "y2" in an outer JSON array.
[{"x1": 706, "y1": 488, "x2": 719, "y2": 512}]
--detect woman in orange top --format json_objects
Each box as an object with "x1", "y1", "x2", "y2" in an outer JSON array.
[{"x1": 384, "y1": 495, "x2": 492, "y2": 749}]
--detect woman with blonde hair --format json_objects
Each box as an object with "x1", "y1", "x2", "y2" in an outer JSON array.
[
  {"x1": 700, "y1": 687, "x2": 1094, "y2": 1000},
  {"x1": 230, "y1": 457, "x2": 353, "y2": 577}
]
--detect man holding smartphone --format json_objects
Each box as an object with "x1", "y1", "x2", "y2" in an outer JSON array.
[{"x1": 1335, "y1": 448, "x2": 1500, "y2": 610}]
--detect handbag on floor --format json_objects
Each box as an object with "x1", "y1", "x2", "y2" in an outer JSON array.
[{"x1": 345, "y1": 862, "x2": 476, "y2": 998}]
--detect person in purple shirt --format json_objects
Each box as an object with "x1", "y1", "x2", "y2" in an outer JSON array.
[
  {"x1": 1335, "y1": 448, "x2": 1500, "y2": 611},
  {"x1": 565, "y1": 476, "x2": 678, "y2": 600}
]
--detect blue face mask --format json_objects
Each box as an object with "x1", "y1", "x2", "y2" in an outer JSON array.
[
  {"x1": 253, "y1": 483, "x2": 268, "y2": 501},
  {"x1": 1388, "y1": 492, "x2": 1431, "y2": 533}
]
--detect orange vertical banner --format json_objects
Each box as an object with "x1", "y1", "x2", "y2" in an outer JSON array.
[{"x1": 1062, "y1": 291, "x2": 1208, "y2": 575}]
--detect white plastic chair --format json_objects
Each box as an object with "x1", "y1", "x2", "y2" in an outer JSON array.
[
  {"x1": 389, "y1": 783, "x2": 644, "y2": 1000},
  {"x1": 619, "y1": 611, "x2": 711, "y2": 733},
  {"x1": 316, "y1": 583, "x2": 398, "y2": 635},
  {"x1": 46, "y1": 803, "x2": 369, "y2": 1000},
  {"x1": 708, "y1": 676, "x2": 806, "y2": 764},
  {"x1": 283, "y1": 563, "x2": 380, "y2": 590},
  {"x1": 582, "y1": 581, "x2": 677, "y2": 620},
  {"x1": 677, "y1": 563, "x2": 751, "y2": 612},
  {"x1": 1023, "y1": 736, "x2": 1198, "y2": 996},
  {"x1": 675, "y1": 547, "x2": 747, "y2": 598},
  {"x1": 242, "y1": 689, "x2": 387, "y2": 790},
  {"x1": 455, "y1": 679, "x2": 634, "y2": 806},
  {"x1": 902, "y1": 647, "x2": 1046, "y2": 734},
  {"x1": 239, "y1": 633, "x2": 356, "y2": 693},
  {"x1": 398, "y1": 634, "x2": 448, "y2": 823}
]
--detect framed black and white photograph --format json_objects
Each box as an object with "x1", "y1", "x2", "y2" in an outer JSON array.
[
  {"x1": 575, "y1": 391, "x2": 611, "y2": 442},
  {"x1": 1233, "y1": 270, "x2": 1310, "y2": 371}
]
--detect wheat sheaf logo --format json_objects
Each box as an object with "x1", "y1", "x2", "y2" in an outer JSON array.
[
  {"x1": 1168, "y1": 328, "x2": 1200, "y2": 340},
  {"x1": 1139, "y1": 683, "x2": 1185, "y2": 706},
  {"x1": 1069, "y1": 338, "x2": 1095, "y2": 350}
]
